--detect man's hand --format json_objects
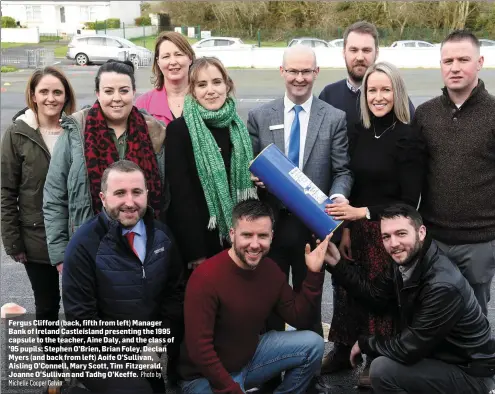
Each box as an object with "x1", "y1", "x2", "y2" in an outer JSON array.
[
  {"x1": 339, "y1": 228, "x2": 354, "y2": 261},
  {"x1": 326, "y1": 203, "x2": 367, "y2": 222},
  {"x1": 305, "y1": 233, "x2": 332, "y2": 273},
  {"x1": 324, "y1": 240, "x2": 341, "y2": 267},
  {"x1": 350, "y1": 341, "x2": 362, "y2": 368},
  {"x1": 188, "y1": 257, "x2": 206, "y2": 270},
  {"x1": 12, "y1": 252, "x2": 27, "y2": 264},
  {"x1": 56, "y1": 263, "x2": 63, "y2": 274},
  {"x1": 332, "y1": 196, "x2": 349, "y2": 205},
  {"x1": 250, "y1": 173, "x2": 265, "y2": 189}
]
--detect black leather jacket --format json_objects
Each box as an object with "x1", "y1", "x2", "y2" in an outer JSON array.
[{"x1": 330, "y1": 236, "x2": 495, "y2": 377}]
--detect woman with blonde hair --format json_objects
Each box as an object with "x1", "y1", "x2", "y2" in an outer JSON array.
[
  {"x1": 326, "y1": 61, "x2": 425, "y2": 386},
  {"x1": 1, "y1": 66, "x2": 76, "y2": 391},
  {"x1": 165, "y1": 57, "x2": 256, "y2": 274},
  {"x1": 136, "y1": 31, "x2": 196, "y2": 124}
]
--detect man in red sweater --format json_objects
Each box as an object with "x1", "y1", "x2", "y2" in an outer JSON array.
[{"x1": 176, "y1": 199, "x2": 329, "y2": 393}]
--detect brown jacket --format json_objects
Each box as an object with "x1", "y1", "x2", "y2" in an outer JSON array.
[{"x1": 1, "y1": 108, "x2": 51, "y2": 264}]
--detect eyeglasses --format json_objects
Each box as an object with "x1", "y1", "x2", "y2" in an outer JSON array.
[{"x1": 284, "y1": 69, "x2": 317, "y2": 77}]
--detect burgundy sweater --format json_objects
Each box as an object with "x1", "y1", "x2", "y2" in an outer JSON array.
[{"x1": 177, "y1": 250, "x2": 324, "y2": 393}]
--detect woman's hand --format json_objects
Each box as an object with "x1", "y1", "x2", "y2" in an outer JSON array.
[
  {"x1": 326, "y1": 204, "x2": 367, "y2": 222},
  {"x1": 11, "y1": 252, "x2": 27, "y2": 264},
  {"x1": 339, "y1": 228, "x2": 354, "y2": 261}
]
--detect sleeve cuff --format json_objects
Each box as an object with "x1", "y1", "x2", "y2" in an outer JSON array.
[
  {"x1": 358, "y1": 335, "x2": 372, "y2": 355},
  {"x1": 305, "y1": 270, "x2": 325, "y2": 288},
  {"x1": 330, "y1": 193, "x2": 346, "y2": 201}
]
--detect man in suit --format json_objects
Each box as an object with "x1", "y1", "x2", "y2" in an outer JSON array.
[{"x1": 248, "y1": 44, "x2": 352, "y2": 333}]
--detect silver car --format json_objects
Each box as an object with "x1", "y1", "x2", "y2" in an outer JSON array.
[{"x1": 67, "y1": 34, "x2": 153, "y2": 67}]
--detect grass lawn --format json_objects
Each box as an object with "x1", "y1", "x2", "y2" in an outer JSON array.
[
  {"x1": 1, "y1": 66, "x2": 18, "y2": 73},
  {"x1": 54, "y1": 45, "x2": 68, "y2": 58},
  {"x1": 1, "y1": 43, "x2": 27, "y2": 49}
]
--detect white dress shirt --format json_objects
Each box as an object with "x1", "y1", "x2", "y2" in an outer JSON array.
[
  {"x1": 283, "y1": 94, "x2": 313, "y2": 169},
  {"x1": 283, "y1": 94, "x2": 345, "y2": 202}
]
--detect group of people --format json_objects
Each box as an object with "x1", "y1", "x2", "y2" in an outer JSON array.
[{"x1": 1, "y1": 20, "x2": 495, "y2": 394}]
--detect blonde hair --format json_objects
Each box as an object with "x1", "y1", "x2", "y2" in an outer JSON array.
[{"x1": 360, "y1": 61, "x2": 410, "y2": 129}]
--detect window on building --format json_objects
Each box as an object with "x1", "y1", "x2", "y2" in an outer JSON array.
[
  {"x1": 80, "y1": 6, "x2": 89, "y2": 21},
  {"x1": 60, "y1": 7, "x2": 66, "y2": 23},
  {"x1": 26, "y1": 5, "x2": 42, "y2": 21}
]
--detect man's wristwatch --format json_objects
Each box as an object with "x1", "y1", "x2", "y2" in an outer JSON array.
[{"x1": 365, "y1": 208, "x2": 371, "y2": 220}]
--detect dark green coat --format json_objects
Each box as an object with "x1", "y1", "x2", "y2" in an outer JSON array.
[{"x1": 1, "y1": 108, "x2": 51, "y2": 264}]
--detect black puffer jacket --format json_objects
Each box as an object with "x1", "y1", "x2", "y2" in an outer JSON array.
[{"x1": 330, "y1": 236, "x2": 495, "y2": 377}]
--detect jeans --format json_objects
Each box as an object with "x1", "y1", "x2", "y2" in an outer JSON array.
[
  {"x1": 435, "y1": 239, "x2": 495, "y2": 316},
  {"x1": 370, "y1": 356, "x2": 495, "y2": 394},
  {"x1": 179, "y1": 330, "x2": 324, "y2": 394}
]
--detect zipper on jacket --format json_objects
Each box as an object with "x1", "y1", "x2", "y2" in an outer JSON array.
[{"x1": 142, "y1": 266, "x2": 146, "y2": 279}]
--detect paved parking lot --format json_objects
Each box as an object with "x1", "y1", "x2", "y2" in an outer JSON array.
[{"x1": 2, "y1": 67, "x2": 495, "y2": 393}]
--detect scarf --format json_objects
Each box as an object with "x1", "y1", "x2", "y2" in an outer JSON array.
[
  {"x1": 84, "y1": 101, "x2": 162, "y2": 217},
  {"x1": 183, "y1": 95, "x2": 257, "y2": 239}
]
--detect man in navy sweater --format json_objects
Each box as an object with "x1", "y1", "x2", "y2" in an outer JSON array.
[{"x1": 63, "y1": 160, "x2": 184, "y2": 393}]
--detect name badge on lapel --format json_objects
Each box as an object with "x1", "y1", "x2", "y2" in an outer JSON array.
[{"x1": 269, "y1": 124, "x2": 284, "y2": 131}]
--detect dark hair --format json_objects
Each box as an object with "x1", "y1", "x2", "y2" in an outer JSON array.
[
  {"x1": 343, "y1": 21, "x2": 379, "y2": 49},
  {"x1": 379, "y1": 203, "x2": 423, "y2": 230},
  {"x1": 95, "y1": 59, "x2": 136, "y2": 92},
  {"x1": 26, "y1": 66, "x2": 76, "y2": 116},
  {"x1": 101, "y1": 160, "x2": 145, "y2": 193},
  {"x1": 232, "y1": 199, "x2": 274, "y2": 229},
  {"x1": 152, "y1": 31, "x2": 195, "y2": 90},
  {"x1": 441, "y1": 29, "x2": 480, "y2": 50},
  {"x1": 189, "y1": 56, "x2": 235, "y2": 98}
]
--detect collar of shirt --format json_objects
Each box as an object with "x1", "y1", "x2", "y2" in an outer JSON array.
[
  {"x1": 346, "y1": 79, "x2": 361, "y2": 94},
  {"x1": 283, "y1": 94, "x2": 313, "y2": 114},
  {"x1": 398, "y1": 259, "x2": 419, "y2": 284},
  {"x1": 122, "y1": 219, "x2": 145, "y2": 237}
]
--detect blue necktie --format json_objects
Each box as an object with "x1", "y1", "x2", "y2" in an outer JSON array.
[{"x1": 288, "y1": 105, "x2": 303, "y2": 167}]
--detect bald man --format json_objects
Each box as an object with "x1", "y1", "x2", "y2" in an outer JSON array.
[{"x1": 248, "y1": 45, "x2": 352, "y2": 336}]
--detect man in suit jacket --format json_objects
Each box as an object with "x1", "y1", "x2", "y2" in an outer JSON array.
[{"x1": 248, "y1": 45, "x2": 353, "y2": 339}]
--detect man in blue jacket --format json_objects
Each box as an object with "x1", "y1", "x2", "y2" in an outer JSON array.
[{"x1": 62, "y1": 160, "x2": 184, "y2": 393}]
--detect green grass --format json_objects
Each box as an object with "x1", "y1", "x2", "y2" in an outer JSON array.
[
  {"x1": 0, "y1": 42, "x2": 27, "y2": 49},
  {"x1": 40, "y1": 35, "x2": 62, "y2": 43},
  {"x1": 1, "y1": 66, "x2": 18, "y2": 73},
  {"x1": 54, "y1": 45, "x2": 68, "y2": 58}
]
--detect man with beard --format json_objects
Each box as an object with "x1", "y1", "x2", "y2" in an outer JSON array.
[
  {"x1": 176, "y1": 199, "x2": 331, "y2": 394},
  {"x1": 318, "y1": 21, "x2": 415, "y2": 376},
  {"x1": 324, "y1": 203, "x2": 495, "y2": 393},
  {"x1": 63, "y1": 160, "x2": 184, "y2": 393},
  {"x1": 413, "y1": 30, "x2": 495, "y2": 318}
]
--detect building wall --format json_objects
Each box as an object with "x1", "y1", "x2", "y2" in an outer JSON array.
[{"x1": 1, "y1": 1, "x2": 139, "y2": 35}]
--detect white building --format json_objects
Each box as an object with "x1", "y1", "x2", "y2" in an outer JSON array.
[{"x1": 1, "y1": 1, "x2": 141, "y2": 35}]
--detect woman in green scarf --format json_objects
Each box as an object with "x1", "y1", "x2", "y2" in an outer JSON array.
[{"x1": 165, "y1": 57, "x2": 257, "y2": 273}]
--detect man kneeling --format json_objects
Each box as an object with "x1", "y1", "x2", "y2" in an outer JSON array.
[
  {"x1": 177, "y1": 199, "x2": 328, "y2": 393},
  {"x1": 325, "y1": 203, "x2": 495, "y2": 393}
]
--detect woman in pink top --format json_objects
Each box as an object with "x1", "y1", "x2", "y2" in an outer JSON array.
[{"x1": 136, "y1": 32, "x2": 196, "y2": 125}]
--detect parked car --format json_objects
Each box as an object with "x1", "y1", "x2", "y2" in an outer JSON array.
[
  {"x1": 328, "y1": 39, "x2": 344, "y2": 48},
  {"x1": 288, "y1": 38, "x2": 329, "y2": 48},
  {"x1": 391, "y1": 40, "x2": 435, "y2": 48},
  {"x1": 480, "y1": 39, "x2": 495, "y2": 47},
  {"x1": 67, "y1": 34, "x2": 153, "y2": 67},
  {"x1": 192, "y1": 37, "x2": 253, "y2": 49}
]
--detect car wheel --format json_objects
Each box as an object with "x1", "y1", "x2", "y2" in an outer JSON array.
[
  {"x1": 130, "y1": 55, "x2": 140, "y2": 69},
  {"x1": 75, "y1": 53, "x2": 89, "y2": 66}
]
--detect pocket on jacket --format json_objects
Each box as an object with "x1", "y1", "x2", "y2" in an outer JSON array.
[{"x1": 19, "y1": 211, "x2": 45, "y2": 228}]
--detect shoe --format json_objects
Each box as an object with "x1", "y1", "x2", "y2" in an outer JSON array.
[
  {"x1": 320, "y1": 344, "x2": 353, "y2": 374},
  {"x1": 311, "y1": 376, "x2": 344, "y2": 393},
  {"x1": 358, "y1": 362, "x2": 372, "y2": 389}
]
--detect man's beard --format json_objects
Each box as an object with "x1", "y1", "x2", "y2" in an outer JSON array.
[
  {"x1": 106, "y1": 205, "x2": 146, "y2": 228},
  {"x1": 233, "y1": 242, "x2": 267, "y2": 270},
  {"x1": 346, "y1": 61, "x2": 367, "y2": 84},
  {"x1": 395, "y1": 236, "x2": 423, "y2": 266}
]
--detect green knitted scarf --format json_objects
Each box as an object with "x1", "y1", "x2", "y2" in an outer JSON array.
[{"x1": 183, "y1": 94, "x2": 257, "y2": 240}]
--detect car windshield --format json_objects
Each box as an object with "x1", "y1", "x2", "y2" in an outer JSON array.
[
  {"x1": 238, "y1": 39, "x2": 244, "y2": 44},
  {"x1": 117, "y1": 38, "x2": 136, "y2": 48}
]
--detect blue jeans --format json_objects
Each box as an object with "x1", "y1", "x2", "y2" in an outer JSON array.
[{"x1": 179, "y1": 330, "x2": 324, "y2": 394}]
